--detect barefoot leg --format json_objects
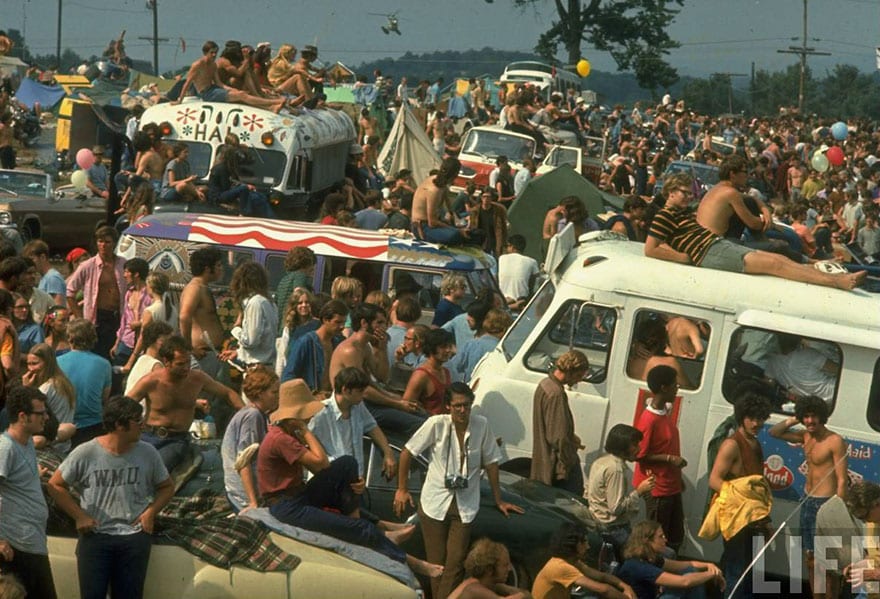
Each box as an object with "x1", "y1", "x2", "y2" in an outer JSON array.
[{"x1": 406, "y1": 555, "x2": 444, "y2": 579}]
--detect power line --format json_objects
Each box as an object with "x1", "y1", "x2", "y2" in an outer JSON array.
[{"x1": 67, "y1": 1, "x2": 143, "y2": 14}]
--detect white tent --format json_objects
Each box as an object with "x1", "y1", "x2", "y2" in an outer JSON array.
[{"x1": 377, "y1": 104, "x2": 440, "y2": 185}]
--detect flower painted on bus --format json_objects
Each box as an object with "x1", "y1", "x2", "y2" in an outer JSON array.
[
  {"x1": 181, "y1": 125, "x2": 193, "y2": 136},
  {"x1": 240, "y1": 131, "x2": 250, "y2": 142},
  {"x1": 242, "y1": 114, "x2": 264, "y2": 132},
  {"x1": 176, "y1": 107, "x2": 198, "y2": 125}
]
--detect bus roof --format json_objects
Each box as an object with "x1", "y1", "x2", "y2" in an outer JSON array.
[
  {"x1": 121, "y1": 213, "x2": 494, "y2": 271},
  {"x1": 140, "y1": 99, "x2": 355, "y2": 152},
  {"x1": 556, "y1": 234, "x2": 880, "y2": 342}
]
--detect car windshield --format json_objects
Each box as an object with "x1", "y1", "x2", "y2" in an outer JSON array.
[
  {"x1": 462, "y1": 130, "x2": 535, "y2": 162},
  {"x1": 664, "y1": 162, "x2": 720, "y2": 186},
  {"x1": 0, "y1": 171, "x2": 49, "y2": 199},
  {"x1": 236, "y1": 148, "x2": 287, "y2": 186}
]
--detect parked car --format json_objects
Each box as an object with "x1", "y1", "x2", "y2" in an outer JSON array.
[
  {"x1": 0, "y1": 168, "x2": 108, "y2": 251},
  {"x1": 659, "y1": 160, "x2": 720, "y2": 199},
  {"x1": 360, "y1": 435, "x2": 599, "y2": 589}
]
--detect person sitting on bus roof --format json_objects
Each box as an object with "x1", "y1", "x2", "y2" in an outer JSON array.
[
  {"x1": 176, "y1": 40, "x2": 287, "y2": 113},
  {"x1": 645, "y1": 173, "x2": 866, "y2": 291}
]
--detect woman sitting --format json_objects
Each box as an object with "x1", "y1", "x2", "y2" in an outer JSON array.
[
  {"x1": 617, "y1": 521, "x2": 724, "y2": 599},
  {"x1": 22, "y1": 343, "x2": 77, "y2": 453}
]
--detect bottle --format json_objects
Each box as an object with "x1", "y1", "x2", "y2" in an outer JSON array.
[{"x1": 202, "y1": 415, "x2": 216, "y2": 439}]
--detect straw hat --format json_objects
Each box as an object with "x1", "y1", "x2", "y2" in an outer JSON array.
[{"x1": 270, "y1": 379, "x2": 324, "y2": 422}]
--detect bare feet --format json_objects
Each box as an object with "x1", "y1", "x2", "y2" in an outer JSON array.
[
  {"x1": 384, "y1": 523, "x2": 416, "y2": 545},
  {"x1": 837, "y1": 270, "x2": 868, "y2": 290},
  {"x1": 406, "y1": 555, "x2": 444, "y2": 578},
  {"x1": 378, "y1": 520, "x2": 412, "y2": 532},
  {"x1": 271, "y1": 100, "x2": 285, "y2": 114}
]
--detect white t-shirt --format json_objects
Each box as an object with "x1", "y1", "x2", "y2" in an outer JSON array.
[
  {"x1": 498, "y1": 253, "x2": 540, "y2": 301},
  {"x1": 765, "y1": 347, "x2": 836, "y2": 401},
  {"x1": 125, "y1": 354, "x2": 162, "y2": 396}
]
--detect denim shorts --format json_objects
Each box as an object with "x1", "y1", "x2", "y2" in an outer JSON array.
[
  {"x1": 800, "y1": 495, "x2": 831, "y2": 552},
  {"x1": 699, "y1": 239, "x2": 752, "y2": 273},
  {"x1": 199, "y1": 85, "x2": 229, "y2": 103}
]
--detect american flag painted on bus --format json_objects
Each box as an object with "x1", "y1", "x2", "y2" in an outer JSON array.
[{"x1": 188, "y1": 214, "x2": 392, "y2": 259}]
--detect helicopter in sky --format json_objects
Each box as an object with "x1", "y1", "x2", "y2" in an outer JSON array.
[{"x1": 368, "y1": 12, "x2": 402, "y2": 35}]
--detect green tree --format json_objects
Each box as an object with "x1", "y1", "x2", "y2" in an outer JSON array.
[{"x1": 514, "y1": 0, "x2": 683, "y2": 91}]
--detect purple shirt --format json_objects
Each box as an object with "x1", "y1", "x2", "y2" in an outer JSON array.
[
  {"x1": 66, "y1": 254, "x2": 126, "y2": 322},
  {"x1": 116, "y1": 286, "x2": 153, "y2": 348}
]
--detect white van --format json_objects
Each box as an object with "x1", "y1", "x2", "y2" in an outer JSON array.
[
  {"x1": 470, "y1": 226, "x2": 880, "y2": 577},
  {"x1": 499, "y1": 61, "x2": 582, "y2": 101}
]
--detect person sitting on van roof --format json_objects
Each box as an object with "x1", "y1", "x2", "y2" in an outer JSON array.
[{"x1": 645, "y1": 173, "x2": 866, "y2": 291}]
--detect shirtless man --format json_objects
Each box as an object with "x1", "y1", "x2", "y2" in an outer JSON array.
[
  {"x1": 358, "y1": 108, "x2": 381, "y2": 146},
  {"x1": 696, "y1": 155, "x2": 772, "y2": 240},
  {"x1": 709, "y1": 392, "x2": 772, "y2": 599},
  {"x1": 216, "y1": 41, "x2": 264, "y2": 98},
  {"x1": 542, "y1": 202, "x2": 567, "y2": 258},
  {"x1": 328, "y1": 303, "x2": 426, "y2": 437},
  {"x1": 411, "y1": 156, "x2": 467, "y2": 246},
  {"x1": 769, "y1": 395, "x2": 847, "y2": 593},
  {"x1": 426, "y1": 111, "x2": 446, "y2": 155},
  {"x1": 787, "y1": 158, "x2": 805, "y2": 203},
  {"x1": 128, "y1": 334, "x2": 242, "y2": 470},
  {"x1": 177, "y1": 40, "x2": 284, "y2": 112}
]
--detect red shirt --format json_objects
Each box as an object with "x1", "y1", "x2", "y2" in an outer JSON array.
[
  {"x1": 633, "y1": 407, "x2": 682, "y2": 497},
  {"x1": 256, "y1": 425, "x2": 306, "y2": 497}
]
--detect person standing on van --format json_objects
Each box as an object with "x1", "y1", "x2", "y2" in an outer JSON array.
[
  {"x1": 530, "y1": 350, "x2": 590, "y2": 495},
  {"x1": 633, "y1": 365, "x2": 686, "y2": 553},
  {"x1": 66, "y1": 226, "x2": 126, "y2": 359}
]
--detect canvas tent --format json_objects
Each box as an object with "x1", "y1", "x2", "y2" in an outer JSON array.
[
  {"x1": 377, "y1": 104, "x2": 440, "y2": 185},
  {"x1": 507, "y1": 165, "x2": 616, "y2": 263}
]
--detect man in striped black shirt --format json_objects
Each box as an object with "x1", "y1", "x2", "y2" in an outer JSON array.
[{"x1": 645, "y1": 173, "x2": 866, "y2": 291}]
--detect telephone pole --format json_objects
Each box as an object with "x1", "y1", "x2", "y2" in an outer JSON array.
[
  {"x1": 138, "y1": 0, "x2": 167, "y2": 76},
  {"x1": 777, "y1": 0, "x2": 830, "y2": 113},
  {"x1": 55, "y1": 0, "x2": 62, "y2": 69},
  {"x1": 712, "y1": 72, "x2": 747, "y2": 113}
]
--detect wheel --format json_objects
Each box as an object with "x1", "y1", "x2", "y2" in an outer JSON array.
[{"x1": 507, "y1": 560, "x2": 531, "y2": 590}]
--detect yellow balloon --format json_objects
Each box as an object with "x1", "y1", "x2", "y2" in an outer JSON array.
[{"x1": 576, "y1": 59, "x2": 591, "y2": 78}]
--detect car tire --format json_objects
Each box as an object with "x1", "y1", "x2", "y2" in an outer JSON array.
[
  {"x1": 20, "y1": 219, "x2": 38, "y2": 243},
  {"x1": 507, "y1": 560, "x2": 531, "y2": 590}
]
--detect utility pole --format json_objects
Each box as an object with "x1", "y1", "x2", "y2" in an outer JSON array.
[
  {"x1": 55, "y1": 0, "x2": 62, "y2": 69},
  {"x1": 777, "y1": 0, "x2": 829, "y2": 113},
  {"x1": 138, "y1": 0, "x2": 167, "y2": 76},
  {"x1": 712, "y1": 72, "x2": 747, "y2": 113}
]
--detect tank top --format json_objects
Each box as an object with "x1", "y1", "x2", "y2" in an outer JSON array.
[
  {"x1": 732, "y1": 429, "x2": 764, "y2": 478},
  {"x1": 415, "y1": 365, "x2": 450, "y2": 415}
]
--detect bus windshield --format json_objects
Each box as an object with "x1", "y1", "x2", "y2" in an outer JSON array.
[{"x1": 236, "y1": 148, "x2": 288, "y2": 186}]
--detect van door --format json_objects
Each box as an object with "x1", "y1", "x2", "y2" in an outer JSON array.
[{"x1": 603, "y1": 303, "x2": 720, "y2": 548}]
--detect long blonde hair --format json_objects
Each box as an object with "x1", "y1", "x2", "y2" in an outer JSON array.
[{"x1": 28, "y1": 343, "x2": 76, "y2": 409}]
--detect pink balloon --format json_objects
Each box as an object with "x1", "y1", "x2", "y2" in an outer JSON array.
[
  {"x1": 75, "y1": 148, "x2": 95, "y2": 170},
  {"x1": 826, "y1": 146, "x2": 845, "y2": 167}
]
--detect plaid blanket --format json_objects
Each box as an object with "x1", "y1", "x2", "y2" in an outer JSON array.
[{"x1": 38, "y1": 450, "x2": 300, "y2": 573}]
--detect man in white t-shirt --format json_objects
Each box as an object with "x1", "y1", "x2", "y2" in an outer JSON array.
[
  {"x1": 764, "y1": 334, "x2": 838, "y2": 402},
  {"x1": 498, "y1": 234, "x2": 540, "y2": 311}
]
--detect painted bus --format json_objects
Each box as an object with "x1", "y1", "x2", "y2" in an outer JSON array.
[
  {"x1": 139, "y1": 99, "x2": 356, "y2": 217},
  {"x1": 499, "y1": 61, "x2": 582, "y2": 102}
]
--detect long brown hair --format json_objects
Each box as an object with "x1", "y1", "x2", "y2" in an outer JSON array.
[
  {"x1": 622, "y1": 520, "x2": 663, "y2": 562},
  {"x1": 27, "y1": 343, "x2": 76, "y2": 409}
]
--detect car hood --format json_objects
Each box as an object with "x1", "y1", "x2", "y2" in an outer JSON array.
[{"x1": 480, "y1": 470, "x2": 595, "y2": 528}]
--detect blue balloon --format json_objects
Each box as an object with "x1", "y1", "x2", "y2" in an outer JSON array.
[{"x1": 831, "y1": 121, "x2": 848, "y2": 141}]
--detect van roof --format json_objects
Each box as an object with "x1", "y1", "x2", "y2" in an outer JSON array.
[
  {"x1": 558, "y1": 234, "x2": 880, "y2": 340},
  {"x1": 121, "y1": 213, "x2": 493, "y2": 271}
]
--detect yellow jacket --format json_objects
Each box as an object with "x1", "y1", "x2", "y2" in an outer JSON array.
[{"x1": 699, "y1": 475, "x2": 773, "y2": 541}]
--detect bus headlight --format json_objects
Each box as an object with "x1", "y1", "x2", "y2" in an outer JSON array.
[{"x1": 0, "y1": 211, "x2": 12, "y2": 225}]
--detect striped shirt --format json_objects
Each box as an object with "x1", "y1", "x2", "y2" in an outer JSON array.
[{"x1": 648, "y1": 206, "x2": 718, "y2": 265}]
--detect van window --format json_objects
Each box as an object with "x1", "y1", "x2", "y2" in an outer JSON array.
[
  {"x1": 265, "y1": 253, "x2": 287, "y2": 293},
  {"x1": 177, "y1": 141, "x2": 213, "y2": 177},
  {"x1": 722, "y1": 327, "x2": 841, "y2": 415},
  {"x1": 215, "y1": 249, "x2": 255, "y2": 287},
  {"x1": 626, "y1": 311, "x2": 711, "y2": 391},
  {"x1": 502, "y1": 281, "x2": 554, "y2": 360},
  {"x1": 388, "y1": 268, "x2": 487, "y2": 315},
  {"x1": 867, "y1": 358, "x2": 880, "y2": 431},
  {"x1": 523, "y1": 298, "x2": 616, "y2": 383},
  {"x1": 322, "y1": 258, "x2": 383, "y2": 297}
]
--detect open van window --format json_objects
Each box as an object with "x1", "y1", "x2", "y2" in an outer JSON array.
[
  {"x1": 626, "y1": 311, "x2": 711, "y2": 391},
  {"x1": 501, "y1": 281, "x2": 554, "y2": 361},
  {"x1": 722, "y1": 327, "x2": 841, "y2": 414},
  {"x1": 523, "y1": 298, "x2": 616, "y2": 384}
]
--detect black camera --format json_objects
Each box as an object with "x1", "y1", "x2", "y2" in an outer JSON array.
[{"x1": 444, "y1": 475, "x2": 468, "y2": 490}]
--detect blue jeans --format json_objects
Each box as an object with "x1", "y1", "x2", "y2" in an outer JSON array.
[
  {"x1": 413, "y1": 223, "x2": 463, "y2": 245},
  {"x1": 77, "y1": 531, "x2": 152, "y2": 599},
  {"x1": 269, "y1": 456, "x2": 406, "y2": 563},
  {"x1": 217, "y1": 184, "x2": 249, "y2": 209},
  {"x1": 366, "y1": 402, "x2": 427, "y2": 438},
  {"x1": 140, "y1": 430, "x2": 191, "y2": 472},
  {"x1": 659, "y1": 566, "x2": 707, "y2": 599}
]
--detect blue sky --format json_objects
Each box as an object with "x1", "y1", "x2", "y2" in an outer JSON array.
[{"x1": 11, "y1": 0, "x2": 880, "y2": 81}]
